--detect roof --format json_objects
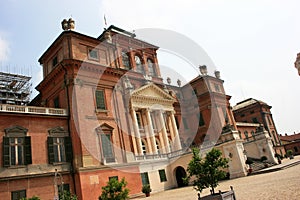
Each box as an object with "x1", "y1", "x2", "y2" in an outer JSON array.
[
  {"x1": 236, "y1": 122, "x2": 261, "y2": 127},
  {"x1": 279, "y1": 133, "x2": 300, "y2": 142},
  {"x1": 98, "y1": 25, "x2": 159, "y2": 49},
  {"x1": 233, "y1": 98, "x2": 268, "y2": 111}
]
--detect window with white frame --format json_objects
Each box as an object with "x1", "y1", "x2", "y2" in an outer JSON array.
[
  {"x1": 3, "y1": 126, "x2": 32, "y2": 167},
  {"x1": 47, "y1": 127, "x2": 72, "y2": 164}
]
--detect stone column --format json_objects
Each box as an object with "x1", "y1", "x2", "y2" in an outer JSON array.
[
  {"x1": 131, "y1": 108, "x2": 143, "y2": 155},
  {"x1": 142, "y1": 109, "x2": 153, "y2": 153},
  {"x1": 170, "y1": 111, "x2": 182, "y2": 151},
  {"x1": 159, "y1": 110, "x2": 170, "y2": 153},
  {"x1": 128, "y1": 112, "x2": 138, "y2": 155},
  {"x1": 145, "y1": 109, "x2": 157, "y2": 154}
]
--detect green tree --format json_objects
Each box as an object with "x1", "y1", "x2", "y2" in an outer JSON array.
[
  {"x1": 99, "y1": 177, "x2": 129, "y2": 200},
  {"x1": 59, "y1": 190, "x2": 78, "y2": 200},
  {"x1": 186, "y1": 148, "x2": 229, "y2": 195}
]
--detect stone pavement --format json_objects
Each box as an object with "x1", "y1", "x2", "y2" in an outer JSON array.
[{"x1": 133, "y1": 156, "x2": 300, "y2": 200}]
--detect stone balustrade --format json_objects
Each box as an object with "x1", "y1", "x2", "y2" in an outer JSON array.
[{"x1": 0, "y1": 104, "x2": 67, "y2": 116}]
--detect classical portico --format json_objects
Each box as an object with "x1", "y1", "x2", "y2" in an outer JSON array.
[{"x1": 129, "y1": 83, "x2": 182, "y2": 156}]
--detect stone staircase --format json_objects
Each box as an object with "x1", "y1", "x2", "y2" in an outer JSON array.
[{"x1": 248, "y1": 157, "x2": 277, "y2": 172}]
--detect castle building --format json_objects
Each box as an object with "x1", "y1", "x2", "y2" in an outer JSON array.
[
  {"x1": 233, "y1": 98, "x2": 285, "y2": 156},
  {"x1": 0, "y1": 20, "x2": 283, "y2": 200}
]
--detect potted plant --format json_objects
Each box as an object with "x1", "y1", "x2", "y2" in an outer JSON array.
[
  {"x1": 142, "y1": 184, "x2": 152, "y2": 197},
  {"x1": 245, "y1": 158, "x2": 254, "y2": 174},
  {"x1": 286, "y1": 150, "x2": 294, "y2": 159},
  {"x1": 260, "y1": 156, "x2": 268, "y2": 168}
]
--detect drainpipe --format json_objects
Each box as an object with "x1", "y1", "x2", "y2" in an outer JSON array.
[{"x1": 60, "y1": 62, "x2": 77, "y2": 196}]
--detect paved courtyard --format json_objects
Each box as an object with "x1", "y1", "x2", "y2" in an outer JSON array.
[{"x1": 134, "y1": 156, "x2": 300, "y2": 200}]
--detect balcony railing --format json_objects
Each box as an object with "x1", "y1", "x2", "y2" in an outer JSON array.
[
  {"x1": 134, "y1": 149, "x2": 185, "y2": 161},
  {"x1": 0, "y1": 104, "x2": 68, "y2": 116}
]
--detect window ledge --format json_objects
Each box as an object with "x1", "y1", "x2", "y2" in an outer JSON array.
[
  {"x1": 96, "y1": 109, "x2": 109, "y2": 113},
  {"x1": 52, "y1": 162, "x2": 68, "y2": 166},
  {"x1": 7, "y1": 165, "x2": 27, "y2": 169}
]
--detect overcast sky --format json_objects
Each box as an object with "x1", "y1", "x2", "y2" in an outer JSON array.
[{"x1": 0, "y1": 0, "x2": 299, "y2": 134}]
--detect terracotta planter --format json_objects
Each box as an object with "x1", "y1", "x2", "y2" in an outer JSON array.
[{"x1": 145, "y1": 193, "x2": 150, "y2": 197}]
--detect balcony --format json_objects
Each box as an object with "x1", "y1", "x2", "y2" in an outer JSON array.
[
  {"x1": 0, "y1": 104, "x2": 68, "y2": 116},
  {"x1": 134, "y1": 149, "x2": 186, "y2": 161}
]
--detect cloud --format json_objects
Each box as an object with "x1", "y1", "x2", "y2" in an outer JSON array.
[{"x1": 0, "y1": 34, "x2": 9, "y2": 62}]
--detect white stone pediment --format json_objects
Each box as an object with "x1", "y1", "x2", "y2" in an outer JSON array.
[{"x1": 131, "y1": 83, "x2": 175, "y2": 101}]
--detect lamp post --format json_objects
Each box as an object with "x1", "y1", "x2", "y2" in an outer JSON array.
[{"x1": 54, "y1": 169, "x2": 64, "y2": 200}]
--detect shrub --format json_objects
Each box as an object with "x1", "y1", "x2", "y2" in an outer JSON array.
[
  {"x1": 260, "y1": 156, "x2": 267, "y2": 162},
  {"x1": 99, "y1": 177, "x2": 129, "y2": 200},
  {"x1": 141, "y1": 184, "x2": 152, "y2": 194},
  {"x1": 245, "y1": 158, "x2": 254, "y2": 165},
  {"x1": 59, "y1": 190, "x2": 78, "y2": 200}
]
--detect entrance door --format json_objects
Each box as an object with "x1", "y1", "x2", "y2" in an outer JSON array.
[{"x1": 175, "y1": 166, "x2": 187, "y2": 187}]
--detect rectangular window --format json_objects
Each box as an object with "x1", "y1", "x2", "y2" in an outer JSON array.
[
  {"x1": 101, "y1": 134, "x2": 115, "y2": 163},
  {"x1": 182, "y1": 117, "x2": 189, "y2": 130},
  {"x1": 95, "y1": 90, "x2": 106, "y2": 110},
  {"x1": 109, "y1": 176, "x2": 119, "y2": 181},
  {"x1": 48, "y1": 137, "x2": 72, "y2": 164},
  {"x1": 158, "y1": 169, "x2": 167, "y2": 182},
  {"x1": 11, "y1": 190, "x2": 26, "y2": 200},
  {"x1": 53, "y1": 138, "x2": 66, "y2": 163},
  {"x1": 175, "y1": 116, "x2": 179, "y2": 128},
  {"x1": 10, "y1": 137, "x2": 24, "y2": 165},
  {"x1": 140, "y1": 172, "x2": 150, "y2": 186},
  {"x1": 136, "y1": 112, "x2": 144, "y2": 130},
  {"x1": 52, "y1": 56, "x2": 58, "y2": 68},
  {"x1": 88, "y1": 49, "x2": 99, "y2": 60},
  {"x1": 193, "y1": 89, "x2": 198, "y2": 96},
  {"x1": 58, "y1": 184, "x2": 70, "y2": 197},
  {"x1": 268, "y1": 116, "x2": 273, "y2": 125},
  {"x1": 252, "y1": 117, "x2": 258, "y2": 123},
  {"x1": 3, "y1": 136, "x2": 32, "y2": 167},
  {"x1": 150, "y1": 112, "x2": 157, "y2": 130},
  {"x1": 163, "y1": 113, "x2": 170, "y2": 131},
  {"x1": 214, "y1": 84, "x2": 220, "y2": 92},
  {"x1": 54, "y1": 96, "x2": 60, "y2": 108},
  {"x1": 198, "y1": 112, "x2": 205, "y2": 127}
]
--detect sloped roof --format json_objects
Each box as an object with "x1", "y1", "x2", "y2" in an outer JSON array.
[
  {"x1": 233, "y1": 98, "x2": 268, "y2": 111},
  {"x1": 280, "y1": 133, "x2": 300, "y2": 142}
]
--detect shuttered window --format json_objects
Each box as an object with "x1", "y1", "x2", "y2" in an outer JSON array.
[
  {"x1": 95, "y1": 90, "x2": 106, "y2": 110},
  {"x1": 48, "y1": 137, "x2": 72, "y2": 164},
  {"x1": 3, "y1": 136, "x2": 31, "y2": 167}
]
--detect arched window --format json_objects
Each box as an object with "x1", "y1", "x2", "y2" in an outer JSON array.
[
  {"x1": 244, "y1": 131, "x2": 249, "y2": 141},
  {"x1": 156, "y1": 139, "x2": 160, "y2": 154},
  {"x1": 135, "y1": 55, "x2": 144, "y2": 74},
  {"x1": 251, "y1": 131, "x2": 255, "y2": 140},
  {"x1": 238, "y1": 131, "x2": 242, "y2": 139},
  {"x1": 141, "y1": 140, "x2": 147, "y2": 155},
  {"x1": 121, "y1": 51, "x2": 131, "y2": 69},
  {"x1": 147, "y1": 58, "x2": 156, "y2": 76}
]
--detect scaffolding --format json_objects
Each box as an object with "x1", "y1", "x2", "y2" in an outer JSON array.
[{"x1": 0, "y1": 72, "x2": 32, "y2": 105}]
